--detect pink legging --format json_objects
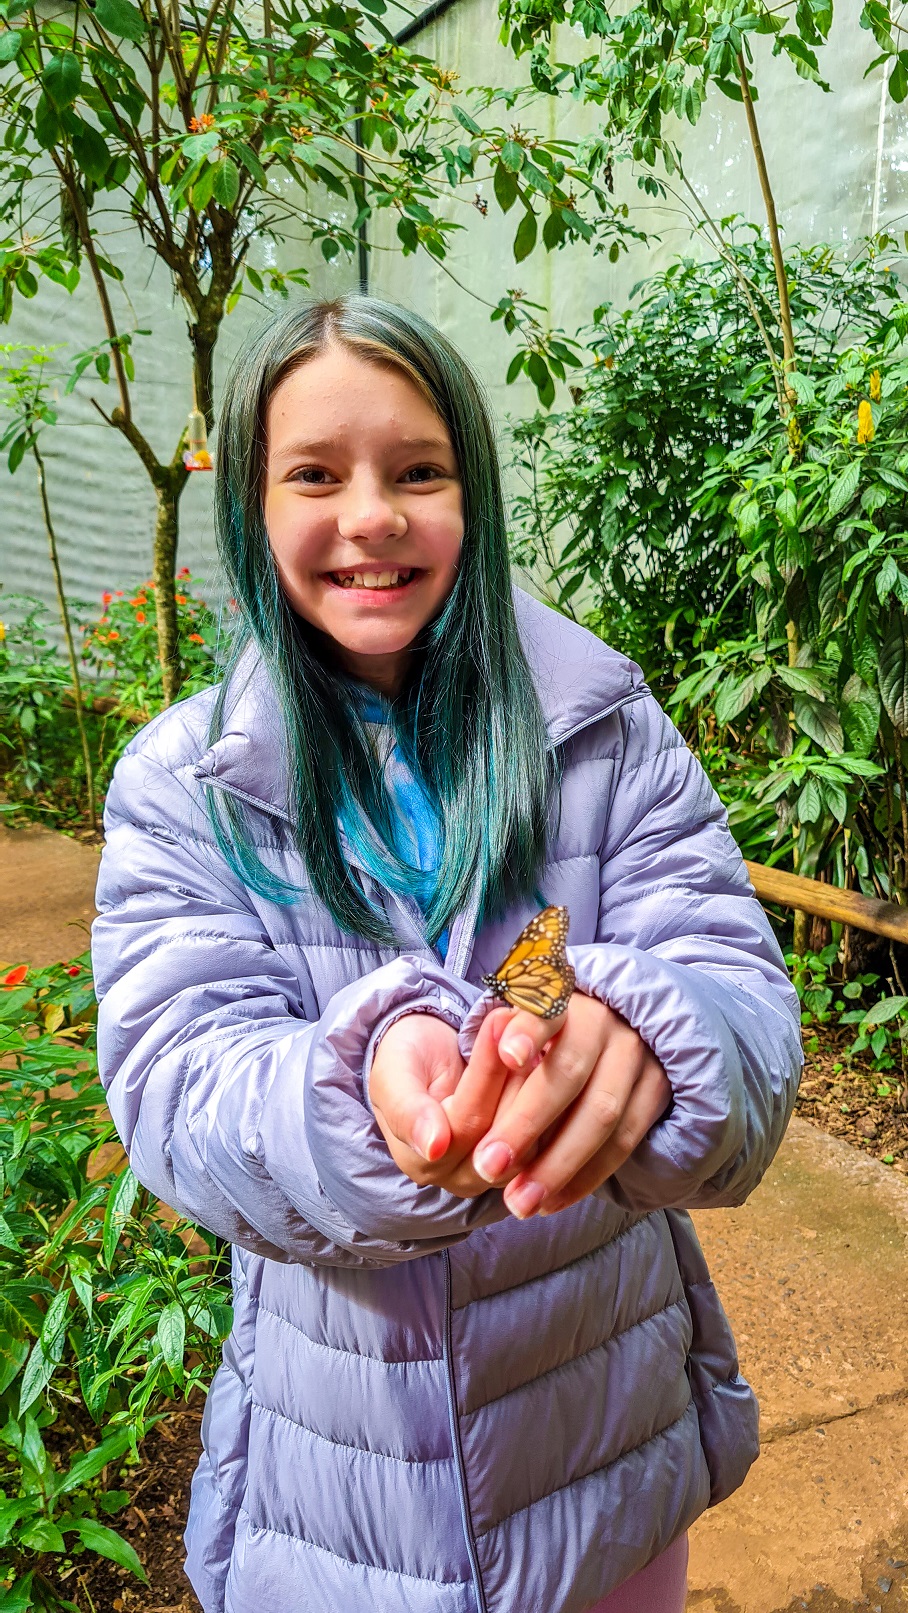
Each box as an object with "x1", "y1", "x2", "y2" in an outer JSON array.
[{"x1": 584, "y1": 1532, "x2": 688, "y2": 1613}]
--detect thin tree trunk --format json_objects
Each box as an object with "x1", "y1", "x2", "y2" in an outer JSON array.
[
  {"x1": 32, "y1": 441, "x2": 97, "y2": 829},
  {"x1": 737, "y1": 54, "x2": 796, "y2": 390},
  {"x1": 153, "y1": 481, "x2": 182, "y2": 706}
]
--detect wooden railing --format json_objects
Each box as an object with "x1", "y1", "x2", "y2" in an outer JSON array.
[{"x1": 745, "y1": 861, "x2": 908, "y2": 943}]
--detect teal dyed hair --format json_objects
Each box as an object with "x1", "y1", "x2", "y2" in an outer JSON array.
[{"x1": 209, "y1": 294, "x2": 557, "y2": 944}]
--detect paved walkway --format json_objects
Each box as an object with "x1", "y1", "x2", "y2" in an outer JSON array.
[{"x1": 3, "y1": 824, "x2": 908, "y2": 1611}]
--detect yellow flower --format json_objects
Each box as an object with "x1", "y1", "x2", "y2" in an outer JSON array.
[
  {"x1": 787, "y1": 413, "x2": 804, "y2": 457},
  {"x1": 857, "y1": 399, "x2": 875, "y2": 445},
  {"x1": 0, "y1": 620, "x2": 5, "y2": 642},
  {"x1": 870, "y1": 369, "x2": 882, "y2": 402}
]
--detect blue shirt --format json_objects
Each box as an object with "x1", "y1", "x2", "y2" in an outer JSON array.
[{"x1": 348, "y1": 689, "x2": 449, "y2": 961}]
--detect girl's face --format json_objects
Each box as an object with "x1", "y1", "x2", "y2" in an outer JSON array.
[{"x1": 263, "y1": 344, "x2": 464, "y2": 696}]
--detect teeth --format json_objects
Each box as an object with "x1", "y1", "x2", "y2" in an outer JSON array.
[{"x1": 332, "y1": 569, "x2": 412, "y2": 589}]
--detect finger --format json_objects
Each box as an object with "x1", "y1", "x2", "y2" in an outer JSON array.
[
  {"x1": 524, "y1": 1060, "x2": 671, "y2": 1217},
  {"x1": 371, "y1": 1059, "x2": 453, "y2": 1164},
  {"x1": 501, "y1": 1038, "x2": 648, "y2": 1217},
  {"x1": 497, "y1": 1004, "x2": 568, "y2": 1072},
  {"x1": 442, "y1": 1008, "x2": 514, "y2": 1150},
  {"x1": 472, "y1": 993, "x2": 608, "y2": 1182}
]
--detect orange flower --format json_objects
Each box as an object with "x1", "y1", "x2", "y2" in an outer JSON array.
[
  {"x1": 3, "y1": 965, "x2": 28, "y2": 988},
  {"x1": 108, "y1": 631, "x2": 120, "y2": 641},
  {"x1": 135, "y1": 611, "x2": 146, "y2": 623},
  {"x1": 102, "y1": 592, "x2": 113, "y2": 605},
  {"x1": 189, "y1": 633, "x2": 204, "y2": 644},
  {"x1": 175, "y1": 594, "x2": 187, "y2": 605},
  {"x1": 189, "y1": 113, "x2": 216, "y2": 133}
]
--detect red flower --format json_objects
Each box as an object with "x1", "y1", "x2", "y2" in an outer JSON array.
[
  {"x1": 66, "y1": 965, "x2": 81, "y2": 976},
  {"x1": 3, "y1": 965, "x2": 28, "y2": 988},
  {"x1": 135, "y1": 611, "x2": 146, "y2": 623},
  {"x1": 178, "y1": 568, "x2": 191, "y2": 579},
  {"x1": 102, "y1": 592, "x2": 113, "y2": 605}
]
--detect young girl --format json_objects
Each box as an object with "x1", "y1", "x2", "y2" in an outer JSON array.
[{"x1": 91, "y1": 296, "x2": 801, "y2": 1613}]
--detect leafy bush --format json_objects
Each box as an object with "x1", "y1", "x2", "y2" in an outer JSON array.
[
  {"x1": 0, "y1": 574, "x2": 218, "y2": 834},
  {"x1": 509, "y1": 232, "x2": 908, "y2": 910},
  {"x1": 0, "y1": 958, "x2": 230, "y2": 1611}
]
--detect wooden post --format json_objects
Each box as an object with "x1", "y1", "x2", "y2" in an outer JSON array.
[{"x1": 745, "y1": 861, "x2": 908, "y2": 944}]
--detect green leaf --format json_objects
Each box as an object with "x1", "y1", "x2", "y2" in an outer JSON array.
[
  {"x1": 493, "y1": 161, "x2": 518, "y2": 213},
  {"x1": 71, "y1": 121, "x2": 110, "y2": 184},
  {"x1": 102, "y1": 1167, "x2": 137, "y2": 1269},
  {"x1": 500, "y1": 139, "x2": 525, "y2": 173},
  {"x1": 90, "y1": 0, "x2": 146, "y2": 39},
  {"x1": 0, "y1": 30, "x2": 23, "y2": 64},
  {"x1": 827, "y1": 459, "x2": 861, "y2": 517},
  {"x1": 793, "y1": 694, "x2": 844, "y2": 754},
  {"x1": 796, "y1": 778, "x2": 822, "y2": 823},
  {"x1": 183, "y1": 129, "x2": 220, "y2": 161},
  {"x1": 879, "y1": 614, "x2": 908, "y2": 734},
  {"x1": 156, "y1": 1301, "x2": 185, "y2": 1371},
  {"x1": 0, "y1": 1215, "x2": 19, "y2": 1252},
  {"x1": 55, "y1": 1428, "x2": 132, "y2": 1497},
  {"x1": 19, "y1": 1289, "x2": 69, "y2": 1414},
  {"x1": 452, "y1": 103, "x2": 481, "y2": 136},
  {"x1": 43, "y1": 51, "x2": 81, "y2": 110},
  {"x1": 212, "y1": 157, "x2": 240, "y2": 210},
  {"x1": 34, "y1": 92, "x2": 61, "y2": 149},
  {"x1": 0, "y1": 1337, "x2": 28, "y2": 1398},
  {"x1": 891, "y1": 57, "x2": 908, "y2": 102},
  {"x1": 862, "y1": 995, "x2": 908, "y2": 1026},
  {"x1": 61, "y1": 1517, "x2": 147, "y2": 1582},
  {"x1": 775, "y1": 486, "x2": 797, "y2": 528},
  {"x1": 513, "y1": 207, "x2": 537, "y2": 263},
  {"x1": 19, "y1": 1518, "x2": 64, "y2": 1553}
]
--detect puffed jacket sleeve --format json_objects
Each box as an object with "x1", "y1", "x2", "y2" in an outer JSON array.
[
  {"x1": 91, "y1": 745, "x2": 509, "y2": 1269},
  {"x1": 460, "y1": 693, "x2": 803, "y2": 1214}
]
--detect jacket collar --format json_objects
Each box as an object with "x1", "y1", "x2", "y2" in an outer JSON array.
[{"x1": 192, "y1": 587, "x2": 644, "y2": 823}]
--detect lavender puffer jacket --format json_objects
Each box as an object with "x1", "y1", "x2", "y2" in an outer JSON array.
[{"x1": 91, "y1": 590, "x2": 802, "y2": 1613}]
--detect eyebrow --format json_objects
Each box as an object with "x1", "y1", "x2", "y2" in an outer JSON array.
[{"x1": 271, "y1": 435, "x2": 452, "y2": 461}]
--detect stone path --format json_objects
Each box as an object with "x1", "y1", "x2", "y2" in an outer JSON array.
[{"x1": 2, "y1": 824, "x2": 908, "y2": 1611}]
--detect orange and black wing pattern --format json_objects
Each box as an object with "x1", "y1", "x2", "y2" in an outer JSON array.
[{"x1": 481, "y1": 905, "x2": 575, "y2": 1020}]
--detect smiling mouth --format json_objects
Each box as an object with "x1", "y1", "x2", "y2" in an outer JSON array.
[{"x1": 325, "y1": 567, "x2": 422, "y2": 590}]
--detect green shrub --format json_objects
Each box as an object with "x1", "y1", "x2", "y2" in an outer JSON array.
[
  {"x1": 0, "y1": 958, "x2": 230, "y2": 1611},
  {"x1": 509, "y1": 232, "x2": 908, "y2": 908},
  {"x1": 0, "y1": 574, "x2": 219, "y2": 835}
]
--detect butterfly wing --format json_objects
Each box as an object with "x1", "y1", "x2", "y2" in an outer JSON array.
[{"x1": 482, "y1": 905, "x2": 574, "y2": 1020}]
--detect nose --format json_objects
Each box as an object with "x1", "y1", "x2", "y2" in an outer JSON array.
[{"x1": 336, "y1": 472, "x2": 408, "y2": 544}]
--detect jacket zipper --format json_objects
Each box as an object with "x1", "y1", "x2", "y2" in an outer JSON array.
[{"x1": 442, "y1": 1250, "x2": 488, "y2": 1613}]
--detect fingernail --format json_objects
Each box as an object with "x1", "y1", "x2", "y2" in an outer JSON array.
[
  {"x1": 505, "y1": 1181, "x2": 546, "y2": 1219},
  {"x1": 413, "y1": 1116, "x2": 442, "y2": 1162},
  {"x1": 499, "y1": 1034, "x2": 534, "y2": 1068},
  {"x1": 474, "y1": 1140, "x2": 513, "y2": 1182}
]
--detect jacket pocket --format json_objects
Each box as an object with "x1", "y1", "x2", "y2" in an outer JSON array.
[{"x1": 663, "y1": 1208, "x2": 760, "y2": 1506}]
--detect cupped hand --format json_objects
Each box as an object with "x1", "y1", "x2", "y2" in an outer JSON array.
[
  {"x1": 470, "y1": 992, "x2": 672, "y2": 1218},
  {"x1": 369, "y1": 1008, "x2": 530, "y2": 1197}
]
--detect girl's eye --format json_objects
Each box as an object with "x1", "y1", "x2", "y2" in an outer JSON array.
[
  {"x1": 401, "y1": 465, "x2": 445, "y2": 484},
  {"x1": 293, "y1": 466, "x2": 335, "y2": 485}
]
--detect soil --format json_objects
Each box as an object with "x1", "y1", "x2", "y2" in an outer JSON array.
[
  {"x1": 796, "y1": 1026, "x2": 908, "y2": 1173},
  {"x1": 57, "y1": 1409, "x2": 204, "y2": 1612}
]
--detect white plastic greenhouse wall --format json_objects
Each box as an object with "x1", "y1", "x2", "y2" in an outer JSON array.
[{"x1": 2, "y1": 0, "x2": 907, "y2": 622}]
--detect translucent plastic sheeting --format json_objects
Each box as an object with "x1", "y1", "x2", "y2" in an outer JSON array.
[{"x1": 2, "y1": 0, "x2": 906, "y2": 621}]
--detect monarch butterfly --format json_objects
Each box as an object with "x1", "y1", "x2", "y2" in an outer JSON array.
[{"x1": 482, "y1": 905, "x2": 575, "y2": 1021}]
